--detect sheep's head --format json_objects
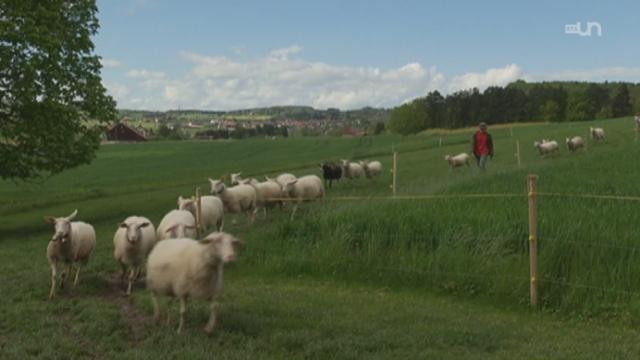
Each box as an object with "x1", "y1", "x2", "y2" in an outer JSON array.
[
  {"x1": 240, "y1": 178, "x2": 258, "y2": 186},
  {"x1": 119, "y1": 219, "x2": 150, "y2": 244},
  {"x1": 230, "y1": 172, "x2": 242, "y2": 186},
  {"x1": 209, "y1": 178, "x2": 226, "y2": 195},
  {"x1": 177, "y1": 196, "x2": 197, "y2": 214},
  {"x1": 533, "y1": 141, "x2": 541, "y2": 148},
  {"x1": 165, "y1": 222, "x2": 196, "y2": 238},
  {"x1": 201, "y1": 232, "x2": 245, "y2": 264},
  {"x1": 565, "y1": 137, "x2": 570, "y2": 144},
  {"x1": 44, "y1": 209, "x2": 77, "y2": 243},
  {"x1": 340, "y1": 159, "x2": 349, "y2": 167},
  {"x1": 444, "y1": 155, "x2": 451, "y2": 161},
  {"x1": 283, "y1": 179, "x2": 298, "y2": 195}
]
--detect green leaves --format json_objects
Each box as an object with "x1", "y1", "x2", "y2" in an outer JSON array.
[{"x1": 0, "y1": 0, "x2": 116, "y2": 180}]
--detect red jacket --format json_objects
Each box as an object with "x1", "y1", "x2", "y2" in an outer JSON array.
[{"x1": 472, "y1": 130, "x2": 493, "y2": 158}]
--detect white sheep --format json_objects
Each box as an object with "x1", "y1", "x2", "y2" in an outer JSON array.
[
  {"x1": 340, "y1": 159, "x2": 365, "y2": 179},
  {"x1": 209, "y1": 178, "x2": 257, "y2": 225},
  {"x1": 44, "y1": 209, "x2": 96, "y2": 299},
  {"x1": 359, "y1": 160, "x2": 382, "y2": 179},
  {"x1": 635, "y1": 115, "x2": 640, "y2": 130},
  {"x1": 240, "y1": 178, "x2": 283, "y2": 217},
  {"x1": 444, "y1": 153, "x2": 470, "y2": 169},
  {"x1": 178, "y1": 195, "x2": 224, "y2": 232},
  {"x1": 275, "y1": 173, "x2": 296, "y2": 189},
  {"x1": 590, "y1": 127, "x2": 605, "y2": 141},
  {"x1": 566, "y1": 136, "x2": 585, "y2": 152},
  {"x1": 534, "y1": 140, "x2": 559, "y2": 156},
  {"x1": 156, "y1": 209, "x2": 197, "y2": 241},
  {"x1": 113, "y1": 216, "x2": 156, "y2": 296},
  {"x1": 230, "y1": 172, "x2": 243, "y2": 186},
  {"x1": 146, "y1": 232, "x2": 244, "y2": 335},
  {"x1": 282, "y1": 175, "x2": 324, "y2": 220}
]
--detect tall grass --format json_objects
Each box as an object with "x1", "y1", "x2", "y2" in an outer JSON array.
[{"x1": 2, "y1": 116, "x2": 640, "y2": 318}]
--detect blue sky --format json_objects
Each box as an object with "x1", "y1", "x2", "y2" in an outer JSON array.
[{"x1": 95, "y1": 0, "x2": 640, "y2": 110}]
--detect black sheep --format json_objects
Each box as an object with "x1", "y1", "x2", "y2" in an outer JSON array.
[{"x1": 320, "y1": 162, "x2": 342, "y2": 188}]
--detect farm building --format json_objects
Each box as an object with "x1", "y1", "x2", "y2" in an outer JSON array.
[{"x1": 106, "y1": 122, "x2": 148, "y2": 142}]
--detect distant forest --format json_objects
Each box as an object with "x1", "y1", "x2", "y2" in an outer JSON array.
[{"x1": 388, "y1": 81, "x2": 640, "y2": 135}]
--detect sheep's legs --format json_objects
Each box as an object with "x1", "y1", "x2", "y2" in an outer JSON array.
[
  {"x1": 177, "y1": 297, "x2": 187, "y2": 334},
  {"x1": 204, "y1": 301, "x2": 219, "y2": 335},
  {"x1": 217, "y1": 219, "x2": 224, "y2": 232},
  {"x1": 290, "y1": 204, "x2": 299, "y2": 221},
  {"x1": 151, "y1": 293, "x2": 161, "y2": 323},
  {"x1": 72, "y1": 265, "x2": 81, "y2": 288},
  {"x1": 166, "y1": 298, "x2": 174, "y2": 326},
  {"x1": 247, "y1": 209, "x2": 256, "y2": 225},
  {"x1": 60, "y1": 264, "x2": 71, "y2": 289},
  {"x1": 119, "y1": 263, "x2": 127, "y2": 288},
  {"x1": 126, "y1": 268, "x2": 136, "y2": 296},
  {"x1": 48, "y1": 263, "x2": 57, "y2": 299}
]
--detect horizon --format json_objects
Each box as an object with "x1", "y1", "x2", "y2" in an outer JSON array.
[{"x1": 96, "y1": 0, "x2": 640, "y2": 111}]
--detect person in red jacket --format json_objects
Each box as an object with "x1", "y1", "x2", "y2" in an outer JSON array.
[{"x1": 472, "y1": 122, "x2": 493, "y2": 170}]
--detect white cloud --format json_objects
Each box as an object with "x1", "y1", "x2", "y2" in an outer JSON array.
[
  {"x1": 103, "y1": 81, "x2": 129, "y2": 99},
  {"x1": 448, "y1": 64, "x2": 523, "y2": 92},
  {"x1": 106, "y1": 47, "x2": 530, "y2": 110},
  {"x1": 126, "y1": 69, "x2": 166, "y2": 79},
  {"x1": 154, "y1": 48, "x2": 445, "y2": 110},
  {"x1": 100, "y1": 58, "x2": 122, "y2": 68}
]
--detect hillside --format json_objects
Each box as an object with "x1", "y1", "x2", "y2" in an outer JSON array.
[{"x1": 2, "y1": 116, "x2": 640, "y2": 357}]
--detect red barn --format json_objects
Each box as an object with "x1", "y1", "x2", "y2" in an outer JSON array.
[{"x1": 106, "y1": 122, "x2": 148, "y2": 142}]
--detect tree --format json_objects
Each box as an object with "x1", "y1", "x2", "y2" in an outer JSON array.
[
  {"x1": 539, "y1": 100, "x2": 562, "y2": 122},
  {"x1": 611, "y1": 84, "x2": 632, "y2": 117},
  {"x1": 372, "y1": 121, "x2": 385, "y2": 135},
  {"x1": 566, "y1": 91, "x2": 591, "y2": 122},
  {"x1": 388, "y1": 101, "x2": 426, "y2": 135},
  {"x1": 0, "y1": 0, "x2": 116, "y2": 180}
]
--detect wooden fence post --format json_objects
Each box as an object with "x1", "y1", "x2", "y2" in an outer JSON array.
[
  {"x1": 195, "y1": 187, "x2": 202, "y2": 238},
  {"x1": 391, "y1": 151, "x2": 398, "y2": 196},
  {"x1": 439, "y1": 137, "x2": 442, "y2": 147},
  {"x1": 528, "y1": 175, "x2": 539, "y2": 308},
  {"x1": 515, "y1": 140, "x2": 521, "y2": 168}
]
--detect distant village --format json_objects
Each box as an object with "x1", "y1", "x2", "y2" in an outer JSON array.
[{"x1": 105, "y1": 107, "x2": 389, "y2": 142}]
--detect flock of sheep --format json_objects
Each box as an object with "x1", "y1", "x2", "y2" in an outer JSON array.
[
  {"x1": 43, "y1": 158, "x2": 382, "y2": 335},
  {"x1": 443, "y1": 127, "x2": 607, "y2": 169},
  {"x1": 533, "y1": 127, "x2": 605, "y2": 156}
]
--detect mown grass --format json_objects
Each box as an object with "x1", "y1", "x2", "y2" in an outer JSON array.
[{"x1": 2, "y1": 116, "x2": 640, "y2": 357}]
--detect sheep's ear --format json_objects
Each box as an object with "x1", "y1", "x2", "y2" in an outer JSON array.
[
  {"x1": 185, "y1": 224, "x2": 197, "y2": 230},
  {"x1": 286, "y1": 179, "x2": 298, "y2": 186},
  {"x1": 44, "y1": 216, "x2": 56, "y2": 224},
  {"x1": 165, "y1": 224, "x2": 177, "y2": 234},
  {"x1": 66, "y1": 209, "x2": 78, "y2": 221},
  {"x1": 139, "y1": 222, "x2": 151, "y2": 228},
  {"x1": 119, "y1": 222, "x2": 128, "y2": 228},
  {"x1": 201, "y1": 232, "x2": 223, "y2": 244},
  {"x1": 232, "y1": 237, "x2": 245, "y2": 249},
  {"x1": 208, "y1": 178, "x2": 215, "y2": 184}
]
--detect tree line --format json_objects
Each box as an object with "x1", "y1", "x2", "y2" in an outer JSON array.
[{"x1": 388, "y1": 81, "x2": 640, "y2": 135}]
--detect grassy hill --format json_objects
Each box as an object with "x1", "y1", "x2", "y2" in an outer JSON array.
[{"x1": 2, "y1": 116, "x2": 640, "y2": 358}]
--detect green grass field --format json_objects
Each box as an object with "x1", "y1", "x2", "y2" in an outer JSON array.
[{"x1": 2, "y1": 117, "x2": 640, "y2": 358}]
